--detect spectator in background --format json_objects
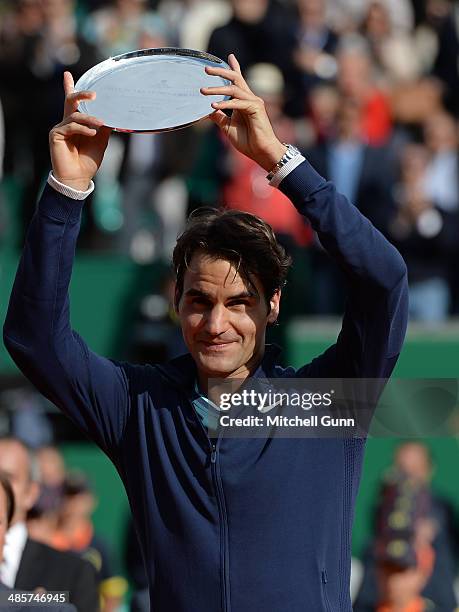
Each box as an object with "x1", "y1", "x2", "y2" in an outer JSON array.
[
  {"x1": 376, "y1": 482, "x2": 438, "y2": 612},
  {"x1": 207, "y1": 0, "x2": 299, "y2": 109},
  {"x1": 0, "y1": 439, "x2": 98, "y2": 612},
  {"x1": 0, "y1": 472, "x2": 77, "y2": 612},
  {"x1": 306, "y1": 83, "x2": 340, "y2": 143},
  {"x1": 0, "y1": 473, "x2": 16, "y2": 567},
  {"x1": 432, "y1": 1, "x2": 459, "y2": 117},
  {"x1": 423, "y1": 111, "x2": 459, "y2": 214},
  {"x1": 293, "y1": 0, "x2": 340, "y2": 93},
  {"x1": 422, "y1": 110, "x2": 459, "y2": 314},
  {"x1": 336, "y1": 35, "x2": 392, "y2": 145},
  {"x1": 387, "y1": 142, "x2": 459, "y2": 323},
  {"x1": 326, "y1": 0, "x2": 414, "y2": 34},
  {"x1": 360, "y1": 2, "x2": 421, "y2": 85},
  {"x1": 413, "y1": 0, "x2": 451, "y2": 75},
  {"x1": 307, "y1": 94, "x2": 395, "y2": 231},
  {"x1": 354, "y1": 443, "x2": 458, "y2": 612},
  {"x1": 0, "y1": 0, "x2": 100, "y2": 241},
  {"x1": 306, "y1": 94, "x2": 396, "y2": 313},
  {"x1": 51, "y1": 473, "x2": 127, "y2": 612},
  {"x1": 0, "y1": 0, "x2": 44, "y2": 181},
  {"x1": 158, "y1": 0, "x2": 231, "y2": 50},
  {"x1": 27, "y1": 446, "x2": 65, "y2": 546},
  {"x1": 26, "y1": 448, "x2": 127, "y2": 611},
  {"x1": 394, "y1": 443, "x2": 459, "y2": 598},
  {"x1": 82, "y1": 0, "x2": 169, "y2": 58}
]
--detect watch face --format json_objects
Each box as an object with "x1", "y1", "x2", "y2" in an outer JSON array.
[
  {"x1": 280, "y1": 146, "x2": 295, "y2": 164},
  {"x1": 286, "y1": 145, "x2": 299, "y2": 157}
]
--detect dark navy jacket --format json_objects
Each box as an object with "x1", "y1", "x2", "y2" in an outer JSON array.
[{"x1": 3, "y1": 160, "x2": 409, "y2": 612}]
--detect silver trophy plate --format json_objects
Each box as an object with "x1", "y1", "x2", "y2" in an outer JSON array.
[{"x1": 75, "y1": 48, "x2": 231, "y2": 133}]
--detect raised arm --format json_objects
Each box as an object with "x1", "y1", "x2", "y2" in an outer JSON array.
[
  {"x1": 201, "y1": 55, "x2": 409, "y2": 379},
  {"x1": 3, "y1": 73, "x2": 131, "y2": 459}
]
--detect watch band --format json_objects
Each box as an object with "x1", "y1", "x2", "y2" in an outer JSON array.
[{"x1": 266, "y1": 143, "x2": 301, "y2": 181}]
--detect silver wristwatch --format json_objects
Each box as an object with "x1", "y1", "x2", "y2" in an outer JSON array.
[{"x1": 266, "y1": 143, "x2": 301, "y2": 181}]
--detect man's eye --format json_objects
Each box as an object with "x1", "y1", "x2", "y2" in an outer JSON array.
[{"x1": 228, "y1": 301, "x2": 249, "y2": 308}]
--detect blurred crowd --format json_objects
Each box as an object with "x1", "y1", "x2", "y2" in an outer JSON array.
[
  {"x1": 2, "y1": 0, "x2": 459, "y2": 325},
  {"x1": 0, "y1": 434, "x2": 128, "y2": 611}
]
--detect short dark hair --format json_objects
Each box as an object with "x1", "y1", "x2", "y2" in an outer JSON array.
[
  {"x1": 0, "y1": 471, "x2": 15, "y2": 527},
  {"x1": 173, "y1": 208, "x2": 292, "y2": 310}
]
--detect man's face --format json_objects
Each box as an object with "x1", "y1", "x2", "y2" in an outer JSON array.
[
  {"x1": 424, "y1": 112, "x2": 458, "y2": 152},
  {"x1": 36, "y1": 447, "x2": 65, "y2": 487},
  {"x1": 231, "y1": 0, "x2": 268, "y2": 23},
  {"x1": 395, "y1": 443, "x2": 431, "y2": 483},
  {"x1": 177, "y1": 252, "x2": 280, "y2": 383},
  {"x1": 298, "y1": 0, "x2": 326, "y2": 27},
  {"x1": 0, "y1": 441, "x2": 38, "y2": 525},
  {"x1": 338, "y1": 50, "x2": 371, "y2": 97},
  {"x1": 378, "y1": 564, "x2": 427, "y2": 607}
]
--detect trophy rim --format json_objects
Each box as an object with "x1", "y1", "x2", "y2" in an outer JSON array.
[
  {"x1": 75, "y1": 47, "x2": 230, "y2": 133},
  {"x1": 110, "y1": 47, "x2": 227, "y2": 65}
]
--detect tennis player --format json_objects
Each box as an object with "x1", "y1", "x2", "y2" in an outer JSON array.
[{"x1": 4, "y1": 54, "x2": 408, "y2": 612}]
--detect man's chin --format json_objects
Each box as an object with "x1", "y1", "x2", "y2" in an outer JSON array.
[{"x1": 195, "y1": 352, "x2": 239, "y2": 378}]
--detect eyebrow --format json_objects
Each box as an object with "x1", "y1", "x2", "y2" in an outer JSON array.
[{"x1": 184, "y1": 289, "x2": 257, "y2": 300}]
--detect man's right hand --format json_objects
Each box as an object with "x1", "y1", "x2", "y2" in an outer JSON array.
[{"x1": 49, "y1": 71, "x2": 111, "y2": 191}]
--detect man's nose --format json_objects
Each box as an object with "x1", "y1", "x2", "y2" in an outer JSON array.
[{"x1": 204, "y1": 304, "x2": 228, "y2": 335}]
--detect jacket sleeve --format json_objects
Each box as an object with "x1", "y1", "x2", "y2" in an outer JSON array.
[
  {"x1": 3, "y1": 184, "x2": 131, "y2": 461},
  {"x1": 278, "y1": 159, "x2": 409, "y2": 379}
]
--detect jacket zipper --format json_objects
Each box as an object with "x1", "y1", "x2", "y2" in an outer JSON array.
[
  {"x1": 211, "y1": 441, "x2": 230, "y2": 612},
  {"x1": 188, "y1": 399, "x2": 230, "y2": 612}
]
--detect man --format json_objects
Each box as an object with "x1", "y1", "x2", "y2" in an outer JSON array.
[
  {"x1": 3, "y1": 54, "x2": 408, "y2": 611},
  {"x1": 0, "y1": 439, "x2": 98, "y2": 612},
  {"x1": 373, "y1": 477, "x2": 437, "y2": 612},
  {"x1": 0, "y1": 474, "x2": 15, "y2": 567},
  {"x1": 336, "y1": 35, "x2": 392, "y2": 146},
  {"x1": 0, "y1": 472, "x2": 77, "y2": 612},
  {"x1": 306, "y1": 93, "x2": 397, "y2": 314},
  {"x1": 207, "y1": 1, "x2": 302, "y2": 113},
  {"x1": 354, "y1": 443, "x2": 458, "y2": 612}
]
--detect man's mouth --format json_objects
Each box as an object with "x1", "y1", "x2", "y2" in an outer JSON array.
[{"x1": 200, "y1": 341, "x2": 236, "y2": 351}]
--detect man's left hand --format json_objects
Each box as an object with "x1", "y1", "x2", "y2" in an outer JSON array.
[{"x1": 200, "y1": 54, "x2": 286, "y2": 172}]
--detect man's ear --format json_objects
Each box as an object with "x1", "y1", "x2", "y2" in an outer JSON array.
[{"x1": 267, "y1": 290, "x2": 281, "y2": 324}]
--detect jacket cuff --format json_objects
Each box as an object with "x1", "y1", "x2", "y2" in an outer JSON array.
[
  {"x1": 268, "y1": 154, "x2": 306, "y2": 188},
  {"x1": 277, "y1": 159, "x2": 327, "y2": 203},
  {"x1": 38, "y1": 182, "x2": 86, "y2": 223},
  {"x1": 47, "y1": 171, "x2": 94, "y2": 200}
]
